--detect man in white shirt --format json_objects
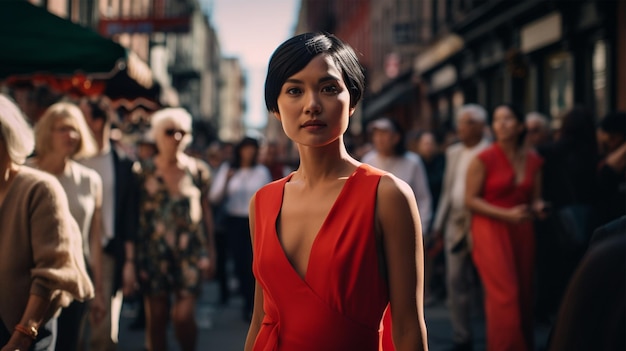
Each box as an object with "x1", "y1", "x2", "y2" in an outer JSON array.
[
  {"x1": 431, "y1": 104, "x2": 491, "y2": 351},
  {"x1": 80, "y1": 100, "x2": 139, "y2": 351},
  {"x1": 361, "y1": 117, "x2": 432, "y2": 234}
]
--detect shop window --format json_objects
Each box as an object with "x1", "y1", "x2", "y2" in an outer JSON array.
[
  {"x1": 545, "y1": 51, "x2": 573, "y2": 124},
  {"x1": 593, "y1": 40, "x2": 608, "y2": 119}
]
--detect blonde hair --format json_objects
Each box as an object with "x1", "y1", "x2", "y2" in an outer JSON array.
[
  {"x1": 149, "y1": 107, "x2": 193, "y2": 150},
  {"x1": 35, "y1": 102, "x2": 98, "y2": 159},
  {"x1": 0, "y1": 94, "x2": 35, "y2": 164}
]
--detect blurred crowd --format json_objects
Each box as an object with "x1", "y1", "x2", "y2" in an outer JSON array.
[{"x1": 0, "y1": 90, "x2": 624, "y2": 351}]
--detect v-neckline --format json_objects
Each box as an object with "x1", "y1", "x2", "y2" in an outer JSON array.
[
  {"x1": 273, "y1": 165, "x2": 362, "y2": 284},
  {"x1": 495, "y1": 143, "x2": 528, "y2": 187}
]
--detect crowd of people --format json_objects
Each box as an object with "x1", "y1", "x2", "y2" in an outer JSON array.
[{"x1": 0, "y1": 31, "x2": 624, "y2": 351}]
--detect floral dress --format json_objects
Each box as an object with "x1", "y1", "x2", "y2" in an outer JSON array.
[{"x1": 134, "y1": 158, "x2": 211, "y2": 295}]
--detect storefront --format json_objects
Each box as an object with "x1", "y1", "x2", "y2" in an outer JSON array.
[{"x1": 413, "y1": 0, "x2": 620, "y2": 133}]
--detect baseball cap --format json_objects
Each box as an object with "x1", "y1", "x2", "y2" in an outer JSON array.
[{"x1": 368, "y1": 117, "x2": 398, "y2": 133}]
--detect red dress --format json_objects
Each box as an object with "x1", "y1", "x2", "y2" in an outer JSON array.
[
  {"x1": 470, "y1": 144, "x2": 543, "y2": 351},
  {"x1": 251, "y1": 164, "x2": 390, "y2": 351}
]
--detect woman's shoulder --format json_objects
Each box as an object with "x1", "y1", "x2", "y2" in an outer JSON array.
[
  {"x1": 376, "y1": 171, "x2": 414, "y2": 203},
  {"x1": 132, "y1": 158, "x2": 155, "y2": 175},
  {"x1": 474, "y1": 143, "x2": 499, "y2": 165},
  {"x1": 15, "y1": 165, "x2": 66, "y2": 198},
  {"x1": 526, "y1": 147, "x2": 544, "y2": 167},
  {"x1": 70, "y1": 160, "x2": 102, "y2": 183}
]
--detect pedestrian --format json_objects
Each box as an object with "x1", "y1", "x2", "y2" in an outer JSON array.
[
  {"x1": 431, "y1": 104, "x2": 491, "y2": 350},
  {"x1": 244, "y1": 32, "x2": 428, "y2": 351},
  {"x1": 535, "y1": 106, "x2": 599, "y2": 322},
  {"x1": 79, "y1": 98, "x2": 140, "y2": 350},
  {"x1": 209, "y1": 136, "x2": 272, "y2": 320},
  {"x1": 28, "y1": 101, "x2": 106, "y2": 351},
  {"x1": 524, "y1": 111, "x2": 551, "y2": 149},
  {"x1": 362, "y1": 117, "x2": 433, "y2": 233},
  {"x1": 595, "y1": 111, "x2": 626, "y2": 226},
  {"x1": 465, "y1": 103, "x2": 548, "y2": 351},
  {"x1": 0, "y1": 94, "x2": 94, "y2": 351},
  {"x1": 133, "y1": 107, "x2": 216, "y2": 351}
]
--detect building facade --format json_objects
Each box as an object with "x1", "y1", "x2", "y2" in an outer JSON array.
[{"x1": 295, "y1": 0, "x2": 624, "y2": 137}]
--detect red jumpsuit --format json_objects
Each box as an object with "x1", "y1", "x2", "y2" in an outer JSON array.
[
  {"x1": 471, "y1": 144, "x2": 543, "y2": 351},
  {"x1": 252, "y1": 164, "x2": 390, "y2": 350}
]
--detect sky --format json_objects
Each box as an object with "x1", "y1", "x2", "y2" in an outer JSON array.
[{"x1": 201, "y1": 0, "x2": 300, "y2": 129}]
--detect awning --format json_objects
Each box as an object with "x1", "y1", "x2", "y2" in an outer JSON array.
[
  {"x1": 414, "y1": 34, "x2": 464, "y2": 75},
  {"x1": 363, "y1": 72, "x2": 417, "y2": 121},
  {"x1": 0, "y1": 0, "x2": 159, "y2": 107}
]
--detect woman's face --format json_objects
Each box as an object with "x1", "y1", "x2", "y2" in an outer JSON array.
[
  {"x1": 240, "y1": 144, "x2": 257, "y2": 164},
  {"x1": 492, "y1": 106, "x2": 523, "y2": 143},
  {"x1": 274, "y1": 54, "x2": 355, "y2": 148},
  {"x1": 51, "y1": 117, "x2": 80, "y2": 157},
  {"x1": 155, "y1": 122, "x2": 187, "y2": 155}
]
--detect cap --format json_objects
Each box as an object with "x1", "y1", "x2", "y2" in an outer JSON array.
[{"x1": 368, "y1": 117, "x2": 398, "y2": 133}]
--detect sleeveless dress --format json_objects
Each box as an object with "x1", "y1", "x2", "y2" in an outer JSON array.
[
  {"x1": 252, "y1": 164, "x2": 390, "y2": 351},
  {"x1": 470, "y1": 144, "x2": 543, "y2": 351},
  {"x1": 134, "y1": 158, "x2": 211, "y2": 295}
]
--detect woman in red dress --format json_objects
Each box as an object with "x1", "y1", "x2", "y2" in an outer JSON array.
[
  {"x1": 244, "y1": 32, "x2": 428, "y2": 351},
  {"x1": 465, "y1": 104, "x2": 547, "y2": 351}
]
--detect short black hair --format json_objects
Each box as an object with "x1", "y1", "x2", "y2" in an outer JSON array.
[
  {"x1": 494, "y1": 103, "x2": 526, "y2": 146},
  {"x1": 232, "y1": 136, "x2": 260, "y2": 169},
  {"x1": 264, "y1": 32, "x2": 365, "y2": 113},
  {"x1": 86, "y1": 100, "x2": 108, "y2": 122}
]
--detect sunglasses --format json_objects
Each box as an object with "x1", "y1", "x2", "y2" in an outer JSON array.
[{"x1": 164, "y1": 128, "x2": 187, "y2": 138}]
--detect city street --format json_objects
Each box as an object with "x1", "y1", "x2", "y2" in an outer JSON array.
[{"x1": 116, "y1": 280, "x2": 551, "y2": 351}]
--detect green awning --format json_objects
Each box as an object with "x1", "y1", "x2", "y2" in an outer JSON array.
[
  {"x1": 0, "y1": 0, "x2": 161, "y2": 108},
  {"x1": 0, "y1": 0, "x2": 127, "y2": 79}
]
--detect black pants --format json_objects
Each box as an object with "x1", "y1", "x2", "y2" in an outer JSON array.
[
  {"x1": 225, "y1": 215, "x2": 254, "y2": 318},
  {"x1": 55, "y1": 299, "x2": 88, "y2": 351},
  {"x1": 1, "y1": 318, "x2": 56, "y2": 351}
]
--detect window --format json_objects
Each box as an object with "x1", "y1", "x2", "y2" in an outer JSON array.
[
  {"x1": 545, "y1": 51, "x2": 573, "y2": 123},
  {"x1": 593, "y1": 40, "x2": 608, "y2": 119}
]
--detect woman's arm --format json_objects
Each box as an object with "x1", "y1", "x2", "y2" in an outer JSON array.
[
  {"x1": 200, "y1": 189, "x2": 217, "y2": 279},
  {"x1": 377, "y1": 175, "x2": 428, "y2": 351},
  {"x1": 244, "y1": 194, "x2": 265, "y2": 351},
  {"x1": 1, "y1": 295, "x2": 50, "y2": 351},
  {"x1": 208, "y1": 163, "x2": 230, "y2": 205},
  {"x1": 464, "y1": 157, "x2": 530, "y2": 223},
  {"x1": 88, "y1": 206, "x2": 106, "y2": 325},
  {"x1": 530, "y1": 169, "x2": 548, "y2": 220}
]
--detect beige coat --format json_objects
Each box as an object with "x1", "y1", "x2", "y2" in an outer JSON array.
[{"x1": 0, "y1": 166, "x2": 93, "y2": 330}]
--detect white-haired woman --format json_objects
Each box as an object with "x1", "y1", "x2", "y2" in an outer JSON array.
[
  {"x1": 133, "y1": 107, "x2": 216, "y2": 351},
  {"x1": 0, "y1": 94, "x2": 93, "y2": 351},
  {"x1": 27, "y1": 101, "x2": 106, "y2": 351}
]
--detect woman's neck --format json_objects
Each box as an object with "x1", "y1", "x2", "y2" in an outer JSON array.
[
  {"x1": 37, "y1": 154, "x2": 69, "y2": 175},
  {"x1": 497, "y1": 140, "x2": 524, "y2": 160},
  {"x1": 155, "y1": 152, "x2": 183, "y2": 168},
  {"x1": 293, "y1": 141, "x2": 357, "y2": 187}
]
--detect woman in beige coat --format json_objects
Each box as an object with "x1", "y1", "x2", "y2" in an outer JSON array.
[{"x1": 0, "y1": 94, "x2": 93, "y2": 351}]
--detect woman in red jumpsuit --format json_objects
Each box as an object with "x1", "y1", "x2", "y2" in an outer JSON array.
[
  {"x1": 465, "y1": 104, "x2": 547, "y2": 351},
  {"x1": 244, "y1": 32, "x2": 428, "y2": 351}
]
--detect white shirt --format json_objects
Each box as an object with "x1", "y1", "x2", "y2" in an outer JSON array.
[
  {"x1": 450, "y1": 142, "x2": 490, "y2": 211},
  {"x1": 210, "y1": 163, "x2": 272, "y2": 218},
  {"x1": 80, "y1": 149, "x2": 115, "y2": 246},
  {"x1": 361, "y1": 150, "x2": 433, "y2": 233}
]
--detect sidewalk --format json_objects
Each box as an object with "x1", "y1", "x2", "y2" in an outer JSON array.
[
  {"x1": 116, "y1": 282, "x2": 551, "y2": 351},
  {"x1": 118, "y1": 281, "x2": 249, "y2": 351}
]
